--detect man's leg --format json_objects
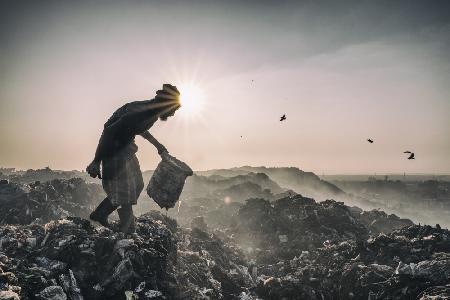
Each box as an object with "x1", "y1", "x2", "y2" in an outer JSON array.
[
  {"x1": 117, "y1": 204, "x2": 136, "y2": 233},
  {"x1": 89, "y1": 197, "x2": 117, "y2": 227}
]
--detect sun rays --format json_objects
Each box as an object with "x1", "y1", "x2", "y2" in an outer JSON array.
[{"x1": 178, "y1": 83, "x2": 206, "y2": 119}]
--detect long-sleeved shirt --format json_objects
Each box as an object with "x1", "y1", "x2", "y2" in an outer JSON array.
[{"x1": 93, "y1": 98, "x2": 169, "y2": 162}]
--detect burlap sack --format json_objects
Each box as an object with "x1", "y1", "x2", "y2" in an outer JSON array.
[{"x1": 147, "y1": 153, "x2": 193, "y2": 209}]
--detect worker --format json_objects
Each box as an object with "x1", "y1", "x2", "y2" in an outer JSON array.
[{"x1": 86, "y1": 84, "x2": 181, "y2": 233}]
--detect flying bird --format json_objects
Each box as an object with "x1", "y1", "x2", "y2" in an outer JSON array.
[
  {"x1": 280, "y1": 114, "x2": 286, "y2": 121},
  {"x1": 407, "y1": 153, "x2": 415, "y2": 160},
  {"x1": 367, "y1": 139, "x2": 374, "y2": 143}
]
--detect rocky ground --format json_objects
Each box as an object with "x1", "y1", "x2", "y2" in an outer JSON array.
[{"x1": 0, "y1": 177, "x2": 449, "y2": 299}]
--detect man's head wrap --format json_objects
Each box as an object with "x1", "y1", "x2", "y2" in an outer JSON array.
[{"x1": 155, "y1": 84, "x2": 181, "y2": 103}]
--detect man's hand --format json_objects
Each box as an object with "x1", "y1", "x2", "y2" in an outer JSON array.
[{"x1": 86, "y1": 161, "x2": 102, "y2": 179}]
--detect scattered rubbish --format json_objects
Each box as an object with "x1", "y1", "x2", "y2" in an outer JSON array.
[
  {"x1": 233, "y1": 196, "x2": 369, "y2": 263},
  {"x1": 353, "y1": 209, "x2": 414, "y2": 234},
  {"x1": 36, "y1": 285, "x2": 67, "y2": 300},
  {"x1": 1, "y1": 170, "x2": 447, "y2": 299},
  {"x1": 190, "y1": 216, "x2": 208, "y2": 231},
  {"x1": 0, "y1": 178, "x2": 104, "y2": 225},
  {"x1": 278, "y1": 235, "x2": 288, "y2": 243}
]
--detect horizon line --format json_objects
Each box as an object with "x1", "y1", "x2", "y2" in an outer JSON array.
[{"x1": 1, "y1": 166, "x2": 449, "y2": 177}]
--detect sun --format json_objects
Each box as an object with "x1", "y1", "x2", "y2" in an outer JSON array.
[{"x1": 178, "y1": 83, "x2": 206, "y2": 116}]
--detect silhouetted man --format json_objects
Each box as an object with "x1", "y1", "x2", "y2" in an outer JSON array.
[{"x1": 86, "y1": 84, "x2": 181, "y2": 233}]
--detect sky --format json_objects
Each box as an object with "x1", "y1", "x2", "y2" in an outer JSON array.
[{"x1": 1, "y1": 0, "x2": 449, "y2": 174}]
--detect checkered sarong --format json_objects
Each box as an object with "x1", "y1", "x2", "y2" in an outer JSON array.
[{"x1": 102, "y1": 153, "x2": 144, "y2": 206}]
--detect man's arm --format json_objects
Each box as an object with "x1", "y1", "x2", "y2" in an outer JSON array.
[
  {"x1": 140, "y1": 131, "x2": 167, "y2": 154},
  {"x1": 86, "y1": 117, "x2": 131, "y2": 178}
]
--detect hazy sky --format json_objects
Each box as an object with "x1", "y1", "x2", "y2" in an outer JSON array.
[{"x1": 1, "y1": 0, "x2": 449, "y2": 174}]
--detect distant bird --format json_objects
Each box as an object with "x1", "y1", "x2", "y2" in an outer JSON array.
[
  {"x1": 404, "y1": 151, "x2": 412, "y2": 153},
  {"x1": 240, "y1": 135, "x2": 243, "y2": 138},
  {"x1": 367, "y1": 139, "x2": 374, "y2": 143},
  {"x1": 280, "y1": 114, "x2": 286, "y2": 122},
  {"x1": 407, "y1": 152, "x2": 415, "y2": 160}
]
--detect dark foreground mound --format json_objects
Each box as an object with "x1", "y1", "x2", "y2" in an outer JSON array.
[
  {"x1": 0, "y1": 212, "x2": 252, "y2": 299},
  {"x1": 0, "y1": 215, "x2": 176, "y2": 299}
]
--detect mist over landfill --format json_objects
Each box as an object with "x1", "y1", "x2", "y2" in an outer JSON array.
[
  {"x1": 1, "y1": 1, "x2": 450, "y2": 299},
  {"x1": 1, "y1": 167, "x2": 450, "y2": 299}
]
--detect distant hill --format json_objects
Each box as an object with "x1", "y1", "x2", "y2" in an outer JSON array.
[
  {"x1": 198, "y1": 166, "x2": 345, "y2": 201},
  {"x1": 181, "y1": 172, "x2": 284, "y2": 199},
  {"x1": 321, "y1": 174, "x2": 450, "y2": 182}
]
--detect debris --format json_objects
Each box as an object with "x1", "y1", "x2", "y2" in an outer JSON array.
[
  {"x1": 1, "y1": 173, "x2": 448, "y2": 299},
  {"x1": 0, "y1": 291, "x2": 20, "y2": 300},
  {"x1": 233, "y1": 196, "x2": 369, "y2": 263},
  {"x1": 0, "y1": 214, "x2": 176, "y2": 299},
  {"x1": 190, "y1": 216, "x2": 207, "y2": 231},
  {"x1": 35, "y1": 285, "x2": 67, "y2": 300},
  {"x1": 0, "y1": 178, "x2": 104, "y2": 225},
  {"x1": 0, "y1": 211, "x2": 253, "y2": 299},
  {"x1": 278, "y1": 235, "x2": 288, "y2": 243},
  {"x1": 353, "y1": 209, "x2": 414, "y2": 234},
  {"x1": 419, "y1": 284, "x2": 450, "y2": 299}
]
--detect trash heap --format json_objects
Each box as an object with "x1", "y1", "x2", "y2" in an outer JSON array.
[
  {"x1": 0, "y1": 178, "x2": 104, "y2": 225},
  {"x1": 232, "y1": 196, "x2": 369, "y2": 263},
  {"x1": 253, "y1": 224, "x2": 450, "y2": 300},
  {"x1": 0, "y1": 211, "x2": 254, "y2": 299},
  {"x1": 349, "y1": 207, "x2": 415, "y2": 235},
  {"x1": 1, "y1": 190, "x2": 448, "y2": 299},
  {"x1": 0, "y1": 213, "x2": 178, "y2": 299},
  {"x1": 174, "y1": 227, "x2": 252, "y2": 299},
  {"x1": 226, "y1": 195, "x2": 449, "y2": 299}
]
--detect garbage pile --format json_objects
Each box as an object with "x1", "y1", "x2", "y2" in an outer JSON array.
[
  {"x1": 232, "y1": 196, "x2": 369, "y2": 263},
  {"x1": 228, "y1": 196, "x2": 449, "y2": 299},
  {"x1": 253, "y1": 224, "x2": 450, "y2": 300},
  {"x1": 0, "y1": 211, "x2": 255, "y2": 299},
  {"x1": 349, "y1": 207, "x2": 415, "y2": 235},
  {"x1": 2, "y1": 188, "x2": 448, "y2": 300},
  {"x1": 418, "y1": 284, "x2": 450, "y2": 299},
  {"x1": 0, "y1": 178, "x2": 104, "y2": 225},
  {"x1": 174, "y1": 226, "x2": 253, "y2": 299},
  {"x1": 0, "y1": 213, "x2": 179, "y2": 299}
]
